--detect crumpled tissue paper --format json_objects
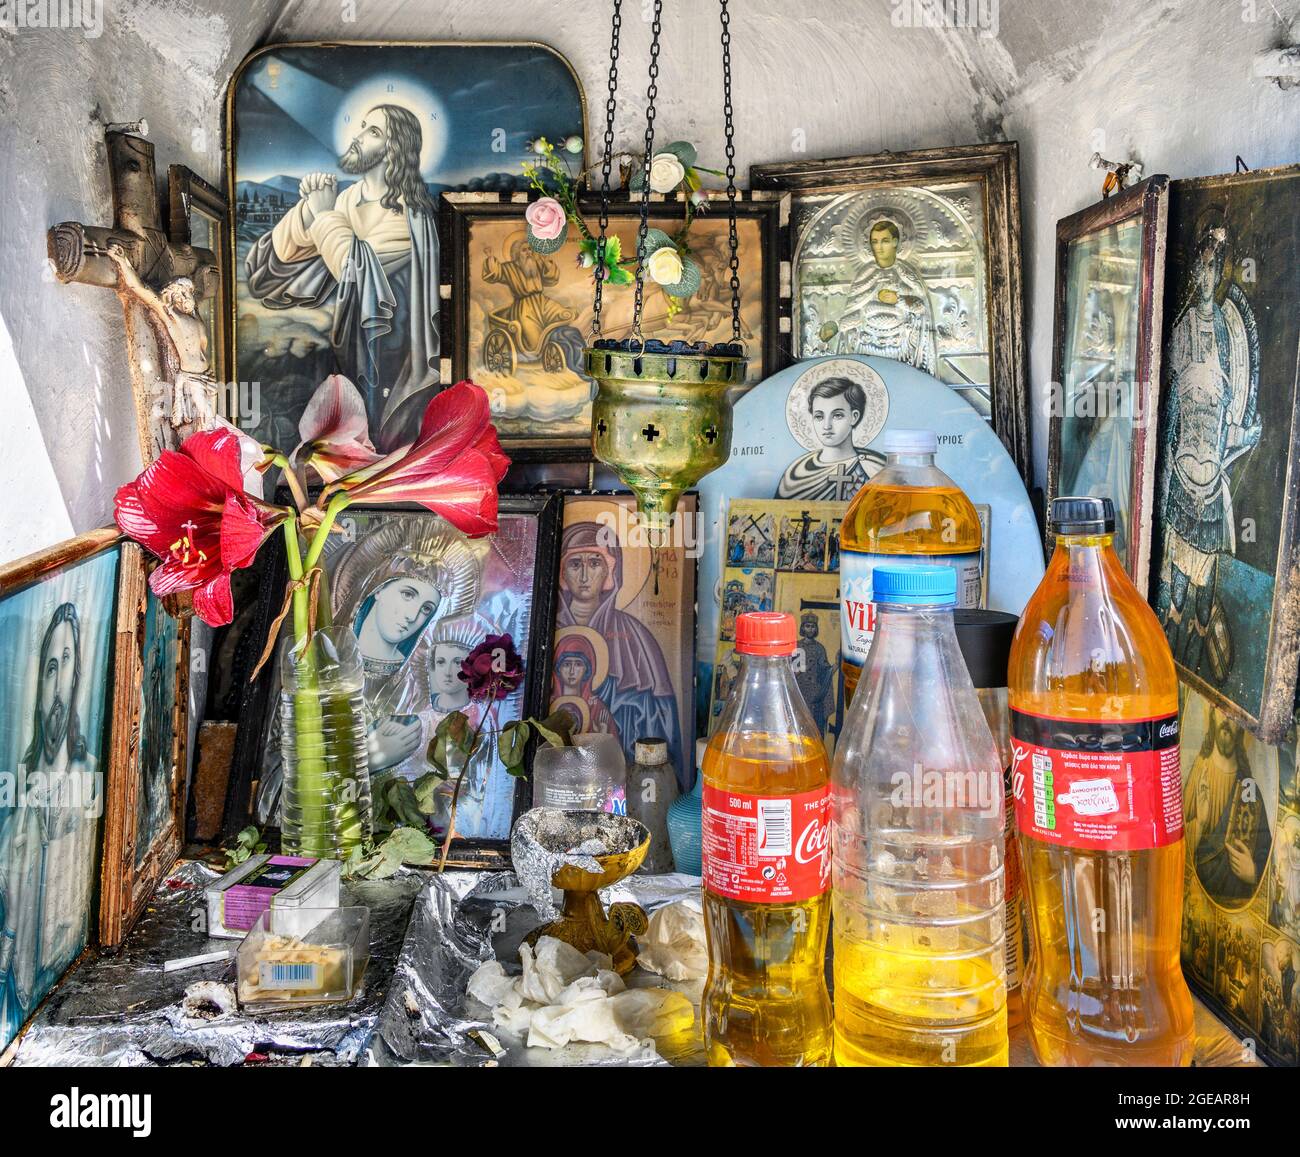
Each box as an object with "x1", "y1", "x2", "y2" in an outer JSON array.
[
  {"x1": 467, "y1": 935, "x2": 694, "y2": 1057},
  {"x1": 635, "y1": 897, "x2": 708, "y2": 981}
]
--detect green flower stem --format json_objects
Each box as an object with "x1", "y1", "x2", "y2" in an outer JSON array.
[
  {"x1": 270, "y1": 453, "x2": 310, "y2": 513},
  {"x1": 282, "y1": 493, "x2": 364, "y2": 858}
]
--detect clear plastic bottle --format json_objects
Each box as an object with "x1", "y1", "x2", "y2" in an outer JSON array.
[
  {"x1": 702, "y1": 612, "x2": 833, "y2": 1067},
  {"x1": 832, "y1": 564, "x2": 1008, "y2": 1067},
  {"x1": 279, "y1": 626, "x2": 373, "y2": 859},
  {"x1": 839, "y1": 429, "x2": 983, "y2": 704},
  {"x1": 1009, "y1": 497, "x2": 1194, "y2": 1066},
  {"x1": 953, "y1": 608, "x2": 1028, "y2": 1029}
]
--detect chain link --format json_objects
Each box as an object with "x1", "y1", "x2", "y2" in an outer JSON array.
[
  {"x1": 631, "y1": 0, "x2": 663, "y2": 343},
  {"x1": 720, "y1": 0, "x2": 741, "y2": 345},
  {"x1": 590, "y1": 0, "x2": 623, "y2": 340}
]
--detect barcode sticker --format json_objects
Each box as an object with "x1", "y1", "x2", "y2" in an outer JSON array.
[
  {"x1": 259, "y1": 961, "x2": 320, "y2": 990},
  {"x1": 757, "y1": 798, "x2": 791, "y2": 857}
]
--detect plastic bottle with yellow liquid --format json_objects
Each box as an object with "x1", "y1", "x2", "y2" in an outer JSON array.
[
  {"x1": 831, "y1": 564, "x2": 1008, "y2": 1067},
  {"x1": 839, "y1": 429, "x2": 983, "y2": 704},
  {"x1": 1009, "y1": 497, "x2": 1195, "y2": 1066},
  {"x1": 702, "y1": 611, "x2": 833, "y2": 1067}
]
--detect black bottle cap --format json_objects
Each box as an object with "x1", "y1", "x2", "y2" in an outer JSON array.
[
  {"x1": 1050, "y1": 495, "x2": 1116, "y2": 535},
  {"x1": 953, "y1": 609, "x2": 1019, "y2": 689}
]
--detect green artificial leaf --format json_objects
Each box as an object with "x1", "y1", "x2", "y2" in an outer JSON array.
[
  {"x1": 662, "y1": 140, "x2": 698, "y2": 169},
  {"x1": 413, "y1": 771, "x2": 443, "y2": 815},
  {"x1": 531, "y1": 720, "x2": 569, "y2": 750},
  {"x1": 639, "y1": 228, "x2": 676, "y2": 259},
  {"x1": 606, "y1": 264, "x2": 634, "y2": 286},
  {"x1": 662, "y1": 255, "x2": 703, "y2": 299},
  {"x1": 498, "y1": 720, "x2": 529, "y2": 771},
  {"x1": 536, "y1": 709, "x2": 576, "y2": 746},
  {"x1": 685, "y1": 168, "x2": 702, "y2": 193},
  {"x1": 352, "y1": 826, "x2": 440, "y2": 880},
  {"x1": 601, "y1": 234, "x2": 623, "y2": 269},
  {"x1": 385, "y1": 777, "x2": 427, "y2": 829}
]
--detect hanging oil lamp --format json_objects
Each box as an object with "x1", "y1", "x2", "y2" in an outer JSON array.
[{"x1": 584, "y1": 0, "x2": 747, "y2": 528}]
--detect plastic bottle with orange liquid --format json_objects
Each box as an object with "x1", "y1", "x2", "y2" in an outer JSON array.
[
  {"x1": 702, "y1": 611, "x2": 833, "y2": 1067},
  {"x1": 1009, "y1": 497, "x2": 1195, "y2": 1066},
  {"x1": 839, "y1": 429, "x2": 983, "y2": 704}
]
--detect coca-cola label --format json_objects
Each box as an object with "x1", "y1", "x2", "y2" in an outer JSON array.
[
  {"x1": 702, "y1": 784, "x2": 831, "y2": 903},
  {"x1": 1010, "y1": 708, "x2": 1182, "y2": 852}
]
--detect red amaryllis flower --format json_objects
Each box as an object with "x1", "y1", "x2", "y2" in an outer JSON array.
[
  {"x1": 114, "y1": 427, "x2": 287, "y2": 627},
  {"x1": 458, "y1": 633, "x2": 525, "y2": 701},
  {"x1": 338, "y1": 381, "x2": 510, "y2": 536},
  {"x1": 290, "y1": 374, "x2": 381, "y2": 483}
]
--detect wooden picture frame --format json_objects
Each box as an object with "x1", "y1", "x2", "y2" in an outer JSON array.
[
  {"x1": 226, "y1": 40, "x2": 587, "y2": 457},
  {"x1": 444, "y1": 190, "x2": 790, "y2": 461},
  {"x1": 1046, "y1": 175, "x2": 1169, "y2": 591},
  {"x1": 225, "y1": 495, "x2": 562, "y2": 868},
  {"x1": 751, "y1": 143, "x2": 1030, "y2": 483},
  {"x1": 167, "y1": 164, "x2": 232, "y2": 395},
  {"x1": 100, "y1": 543, "x2": 192, "y2": 948},
  {"x1": 0, "y1": 528, "x2": 121, "y2": 1053},
  {"x1": 1151, "y1": 163, "x2": 1300, "y2": 743}
]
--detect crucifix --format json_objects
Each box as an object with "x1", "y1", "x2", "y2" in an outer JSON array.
[{"x1": 47, "y1": 129, "x2": 221, "y2": 463}]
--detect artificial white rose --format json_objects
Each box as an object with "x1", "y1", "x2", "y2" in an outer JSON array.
[
  {"x1": 646, "y1": 245, "x2": 685, "y2": 286},
  {"x1": 648, "y1": 151, "x2": 687, "y2": 193}
]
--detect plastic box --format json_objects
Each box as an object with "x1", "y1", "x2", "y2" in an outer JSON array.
[
  {"x1": 204, "y1": 854, "x2": 341, "y2": 939},
  {"x1": 236, "y1": 906, "x2": 370, "y2": 1008}
]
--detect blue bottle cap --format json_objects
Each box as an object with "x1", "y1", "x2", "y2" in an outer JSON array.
[{"x1": 872, "y1": 563, "x2": 958, "y2": 606}]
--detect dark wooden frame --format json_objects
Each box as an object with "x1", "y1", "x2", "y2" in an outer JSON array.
[
  {"x1": 1152, "y1": 163, "x2": 1300, "y2": 744},
  {"x1": 443, "y1": 190, "x2": 790, "y2": 461},
  {"x1": 225, "y1": 39, "x2": 588, "y2": 444},
  {"x1": 100, "y1": 543, "x2": 192, "y2": 947},
  {"x1": 222, "y1": 494, "x2": 562, "y2": 868},
  {"x1": 1045, "y1": 175, "x2": 1169, "y2": 593},
  {"x1": 167, "y1": 164, "x2": 232, "y2": 393},
  {"x1": 750, "y1": 142, "x2": 1030, "y2": 484}
]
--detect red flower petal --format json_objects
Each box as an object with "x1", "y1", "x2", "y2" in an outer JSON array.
[
  {"x1": 192, "y1": 573, "x2": 235, "y2": 627},
  {"x1": 220, "y1": 493, "x2": 283, "y2": 571},
  {"x1": 179, "y1": 426, "x2": 250, "y2": 494},
  {"x1": 418, "y1": 380, "x2": 491, "y2": 446},
  {"x1": 115, "y1": 483, "x2": 173, "y2": 557},
  {"x1": 299, "y1": 374, "x2": 373, "y2": 446}
]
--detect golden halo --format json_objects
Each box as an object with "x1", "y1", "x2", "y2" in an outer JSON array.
[
  {"x1": 554, "y1": 625, "x2": 611, "y2": 690},
  {"x1": 563, "y1": 498, "x2": 652, "y2": 610}
]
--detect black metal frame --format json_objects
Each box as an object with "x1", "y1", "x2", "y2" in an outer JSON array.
[{"x1": 218, "y1": 494, "x2": 562, "y2": 867}]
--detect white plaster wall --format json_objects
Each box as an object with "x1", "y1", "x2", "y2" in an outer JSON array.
[
  {"x1": 2, "y1": 0, "x2": 1297, "y2": 566},
  {"x1": 0, "y1": 0, "x2": 278, "y2": 565}
]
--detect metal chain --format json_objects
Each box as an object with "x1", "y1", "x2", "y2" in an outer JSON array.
[
  {"x1": 720, "y1": 0, "x2": 741, "y2": 345},
  {"x1": 590, "y1": 0, "x2": 623, "y2": 340},
  {"x1": 631, "y1": 0, "x2": 663, "y2": 344}
]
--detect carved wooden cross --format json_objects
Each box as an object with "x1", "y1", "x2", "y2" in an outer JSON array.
[{"x1": 47, "y1": 130, "x2": 219, "y2": 464}]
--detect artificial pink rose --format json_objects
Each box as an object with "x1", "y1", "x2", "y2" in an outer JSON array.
[{"x1": 525, "y1": 197, "x2": 567, "y2": 241}]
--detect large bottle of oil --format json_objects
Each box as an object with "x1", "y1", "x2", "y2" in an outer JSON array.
[
  {"x1": 831, "y1": 564, "x2": 1008, "y2": 1066},
  {"x1": 702, "y1": 611, "x2": 833, "y2": 1067},
  {"x1": 1009, "y1": 496, "x2": 1195, "y2": 1066},
  {"x1": 839, "y1": 429, "x2": 983, "y2": 704}
]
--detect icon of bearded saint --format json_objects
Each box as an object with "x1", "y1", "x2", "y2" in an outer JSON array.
[
  {"x1": 245, "y1": 102, "x2": 441, "y2": 452},
  {"x1": 0, "y1": 603, "x2": 98, "y2": 1042},
  {"x1": 555, "y1": 521, "x2": 683, "y2": 774}
]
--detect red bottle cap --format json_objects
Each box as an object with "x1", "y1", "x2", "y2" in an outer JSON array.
[{"x1": 734, "y1": 611, "x2": 797, "y2": 656}]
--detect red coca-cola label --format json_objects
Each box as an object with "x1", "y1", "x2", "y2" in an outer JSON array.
[
  {"x1": 702, "y1": 784, "x2": 831, "y2": 902},
  {"x1": 1010, "y1": 708, "x2": 1182, "y2": 852}
]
